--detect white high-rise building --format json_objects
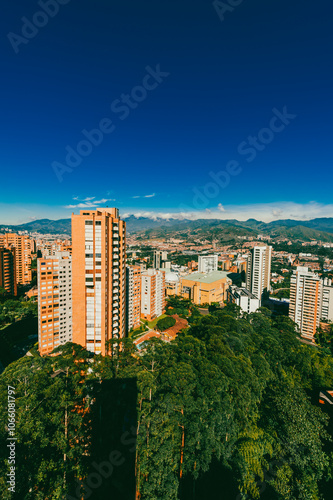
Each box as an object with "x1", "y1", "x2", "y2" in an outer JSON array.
[
  {"x1": 198, "y1": 255, "x2": 218, "y2": 273},
  {"x1": 38, "y1": 251, "x2": 72, "y2": 355},
  {"x1": 321, "y1": 278, "x2": 333, "y2": 322},
  {"x1": 246, "y1": 246, "x2": 272, "y2": 299}
]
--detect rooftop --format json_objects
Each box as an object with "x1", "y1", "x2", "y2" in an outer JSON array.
[{"x1": 182, "y1": 271, "x2": 230, "y2": 284}]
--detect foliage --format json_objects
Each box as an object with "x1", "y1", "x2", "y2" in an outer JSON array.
[
  {"x1": 1, "y1": 309, "x2": 333, "y2": 499},
  {"x1": 156, "y1": 316, "x2": 176, "y2": 331},
  {"x1": 0, "y1": 297, "x2": 37, "y2": 328}
]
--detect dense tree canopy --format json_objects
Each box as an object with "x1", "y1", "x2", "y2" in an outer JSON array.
[{"x1": 1, "y1": 306, "x2": 333, "y2": 499}]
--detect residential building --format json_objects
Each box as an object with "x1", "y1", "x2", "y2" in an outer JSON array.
[
  {"x1": 246, "y1": 245, "x2": 272, "y2": 299},
  {"x1": 165, "y1": 271, "x2": 180, "y2": 297},
  {"x1": 72, "y1": 208, "x2": 126, "y2": 355},
  {"x1": 0, "y1": 233, "x2": 33, "y2": 285},
  {"x1": 38, "y1": 251, "x2": 72, "y2": 356},
  {"x1": 141, "y1": 269, "x2": 166, "y2": 321},
  {"x1": 289, "y1": 266, "x2": 323, "y2": 341},
  {"x1": 227, "y1": 285, "x2": 260, "y2": 314},
  {"x1": 126, "y1": 265, "x2": 141, "y2": 332},
  {"x1": 0, "y1": 247, "x2": 17, "y2": 296},
  {"x1": 198, "y1": 254, "x2": 218, "y2": 273},
  {"x1": 180, "y1": 271, "x2": 231, "y2": 306},
  {"x1": 221, "y1": 259, "x2": 232, "y2": 271},
  {"x1": 321, "y1": 278, "x2": 333, "y2": 322},
  {"x1": 153, "y1": 250, "x2": 168, "y2": 269}
]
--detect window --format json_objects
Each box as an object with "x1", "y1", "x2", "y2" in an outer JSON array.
[{"x1": 85, "y1": 220, "x2": 93, "y2": 224}]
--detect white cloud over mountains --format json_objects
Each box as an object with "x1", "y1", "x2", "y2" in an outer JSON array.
[{"x1": 122, "y1": 201, "x2": 333, "y2": 223}]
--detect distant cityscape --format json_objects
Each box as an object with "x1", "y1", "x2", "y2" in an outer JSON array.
[{"x1": 1, "y1": 208, "x2": 333, "y2": 361}]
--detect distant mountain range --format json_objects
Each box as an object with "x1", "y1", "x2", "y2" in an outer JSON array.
[{"x1": 1, "y1": 216, "x2": 333, "y2": 242}]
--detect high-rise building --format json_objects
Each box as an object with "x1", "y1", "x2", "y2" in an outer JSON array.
[
  {"x1": 290, "y1": 267, "x2": 333, "y2": 341},
  {"x1": 38, "y1": 251, "x2": 72, "y2": 356},
  {"x1": 0, "y1": 247, "x2": 17, "y2": 296},
  {"x1": 141, "y1": 269, "x2": 166, "y2": 321},
  {"x1": 153, "y1": 250, "x2": 168, "y2": 269},
  {"x1": 321, "y1": 278, "x2": 333, "y2": 322},
  {"x1": 0, "y1": 234, "x2": 33, "y2": 285},
  {"x1": 198, "y1": 255, "x2": 218, "y2": 273},
  {"x1": 246, "y1": 245, "x2": 272, "y2": 299},
  {"x1": 72, "y1": 208, "x2": 126, "y2": 355},
  {"x1": 126, "y1": 265, "x2": 141, "y2": 332}
]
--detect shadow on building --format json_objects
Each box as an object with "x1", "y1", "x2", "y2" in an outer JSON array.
[{"x1": 69, "y1": 378, "x2": 137, "y2": 500}]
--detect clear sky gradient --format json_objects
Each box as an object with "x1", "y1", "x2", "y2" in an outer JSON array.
[{"x1": 0, "y1": 0, "x2": 332, "y2": 224}]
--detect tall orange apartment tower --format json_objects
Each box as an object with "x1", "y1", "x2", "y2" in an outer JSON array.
[
  {"x1": 0, "y1": 234, "x2": 33, "y2": 285},
  {"x1": 72, "y1": 208, "x2": 126, "y2": 355},
  {"x1": 0, "y1": 247, "x2": 17, "y2": 296},
  {"x1": 38, "y1": 251, "x2": 72, "y2": 356},
  {"x1": 126, "y1": 265, "x2": 142, "y2": 332}
]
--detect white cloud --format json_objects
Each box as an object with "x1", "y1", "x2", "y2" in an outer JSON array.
[
  {"x1": 132, "y1": 193, "x2": 156, "y2": 199},
  {"x1": 121, "y1": 202, "x2": 333, "y2": 223},
  {"x1": 64, "y1": 196, "x2": 115, "y2": 209}
]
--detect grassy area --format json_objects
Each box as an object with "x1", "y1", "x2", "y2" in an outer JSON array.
[
  {"x1": 147, "y1": 314, "x2": 168, "y2": 329},
  {"x1": 129, "y1": 326, "x2": 148, "y2": 339}
]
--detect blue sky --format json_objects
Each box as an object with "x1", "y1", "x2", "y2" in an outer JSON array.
[{"x1": 0, "y1": 0, "x2": 332, "y2": 224}]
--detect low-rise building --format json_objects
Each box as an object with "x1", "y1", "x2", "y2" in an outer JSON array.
[
  {"x1": 227, "y1": 285, "x2": 260, "y2": 314},
  {"x1": 180, "y1": 271, "x2": 231, "y2": 306}
]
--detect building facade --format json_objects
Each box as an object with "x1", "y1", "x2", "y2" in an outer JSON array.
[
  {"x1": 72, "y1": 208, "x2": 126, "y2": 355},
  {"x1": 141, "y1": 269, "x2": 166, "y2": 321},
  {"x1": 227, "y1": 285, "x2": 260, "y2": 314},
  {"x1": 198, "y1": 255, "x2": 218, "y2": 273},
  {"x1": 290, "y1": 268, "x2": 333, "y2": 341},
  {"x1": 321, "y1": 278, "x2": 333, "y2": 322},
  {"x1": 0, "y1": 233, "x2": 33, "y2": 285},
  {"x1": 0, "y1": 247, "x2": 17, "y2": 296},
  {"x1": 246, "y1": 245, "x2": 272, "y2": 299},
  {"x1": 153, "y1": 250, "x2": 168, "y2": 269},
  {"x1": 126, "y1": 265, "x2": 142, "y2": 332},
  {"x1": 38, "y1": 251, "x2": 72, "y2": 356},
  {"x1": 180, "y1": 271, "x2": 231, "y2": 306}
]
